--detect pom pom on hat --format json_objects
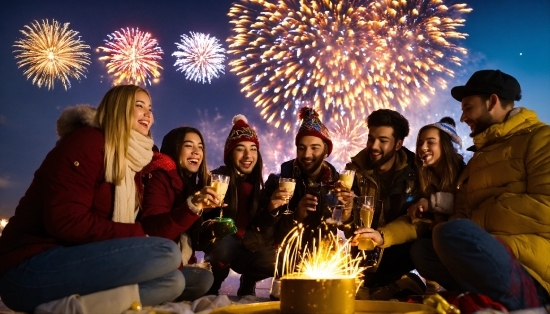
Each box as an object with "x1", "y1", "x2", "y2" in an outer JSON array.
[
  {"x1": 429, "y1": 117, "x2": 462, "y2": 148},
  {"x1": 295, "y1": 107, "x2": 333, "y2": 156},
  {"x1": 224, "y1": 114, "x2": 260, "y2": 165}
]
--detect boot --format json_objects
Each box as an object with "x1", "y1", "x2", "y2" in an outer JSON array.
[
  {"x1": 370, "y1": 272, "x2": 426, "y2": 300},
  {"x1": 237, "y1": 275, "x2": 257, "y2": 297},
  {"x1": 205, "y1": 261, "x2": 230, "y2": 296}
]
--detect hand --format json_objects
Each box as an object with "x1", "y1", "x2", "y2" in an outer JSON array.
[
  {"x1": 407, "y1": 198, "x2": 429, "y2": 221},
  {"x1": 268, "y1": 187, "x2": 291, "y2": 214},
  {"x1": 295, "y1": 194, "x2": 318, "y2": 222},
  {"x1": 351, "y1": 227, "x2": 383, "y2": 246},
  {"x1": 334, "y1": 180, "x2": 355, "y2": 206},
  {"x1": 334, "y1": 181, "x2": 355, "y2": 222},
  {"x1": 191, "y1": 186, "x2": 224, "y2": 211}
]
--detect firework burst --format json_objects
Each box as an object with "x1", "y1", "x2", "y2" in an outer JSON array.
[
  {"x1": 327, "y1": 116, "x2": 368, "y2": 168},
  {"x1": 13, "y1": 19, "x2": 91, "y2": 90},
  {"x1": 227, "y1": 0, "x2": 471, "y2": 131},
  {"x1": 98, "y1": 28, "x2": 163, "y2": 86},
  {"x1": 173, "y1": 32, "x2": 226, "y2": 84}
]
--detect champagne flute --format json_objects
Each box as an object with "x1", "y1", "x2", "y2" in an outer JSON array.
[
  {"x1": 210, "y1": 173, "x2": 230, "y2": 218},
  {"x1": 279, "y1": 177, "x2": 296, "y2": 215},
  {"x1": 202, "y1": 173, "x2": 236, "y2": 240},
  {"x1": 339, "y1": 169, "x2": 355, "y2": 191},
  {"x1": 356, "y1": 195, "x2": 375, "y2": 250}
]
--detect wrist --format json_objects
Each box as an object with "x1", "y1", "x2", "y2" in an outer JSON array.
[{"x1": 186, "y1": 196, "x2": 203, "y2": 216}]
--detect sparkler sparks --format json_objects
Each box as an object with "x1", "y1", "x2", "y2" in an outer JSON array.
[
  {"x1": 98, "y1": 28, "x2": 163, "y2": 86},
  {"x1": 13, "y1": 19, "x2": 91, "y2": 90},
  {"x1": 227, "y1": 0, "x2": 471, "y2": 131},
  {"x1": 276, "y1": 225, "x2": 365, "y2": 281},
  {"x1": 173, "y1": 32, "x2": 226, "y2": 84}
]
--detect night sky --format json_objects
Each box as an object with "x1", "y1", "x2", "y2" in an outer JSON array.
[{"x1": 1, "y1": 0, "x2": 549, "y2": 219}]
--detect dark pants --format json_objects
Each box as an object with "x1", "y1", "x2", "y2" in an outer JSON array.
[
  {"x1": 363, "y1": 242, "x2": 415, "y2": 288},
  {"x1": 410, "y1": 219, "x2": 549, "y2": 310},
  {"x1": 203, "y1": 235, "x2": 276, "y2": 293}
]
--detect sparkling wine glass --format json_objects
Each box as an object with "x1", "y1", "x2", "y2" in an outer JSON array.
[
  {"x1": 279, "y1": 177, "x2": 296, "y2": 215},
  {"x1": 356, "y1": 195, "x2": 375, "y2": 250},
  {"x1": 210, "y1": 173, "x2": 230, "y2": 218},
  {"x1": 202, "y1": 173, "x2": 236, "y2": 241},
  {"x1": 339, "y1": 169, "x2": 355, "y2": 191}
]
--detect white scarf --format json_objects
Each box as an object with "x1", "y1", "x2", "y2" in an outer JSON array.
[{"x1": 112, "y1": 130, "x2": 154, "y2": 223}]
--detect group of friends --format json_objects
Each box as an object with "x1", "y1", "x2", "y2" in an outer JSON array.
[{"x1": 0, "y1": 69, "x2": 548, "y2": 313}]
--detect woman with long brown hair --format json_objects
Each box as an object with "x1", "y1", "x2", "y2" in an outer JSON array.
[{"x1": 140, "y1": 126, "x2": 216, "y2": 301}]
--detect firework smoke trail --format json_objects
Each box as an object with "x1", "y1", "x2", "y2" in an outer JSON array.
[
  {"x1": 196, "y1": 109, "x2": 230, "y2": 170},
  {"x1": 13, "y1": 19, "x2": 91, "y2": 90},
  {"x1": 98, "y1": 28, "x2": 163, "y2": 86},
  {"x1": 173, "y1": 32, "x2": 226, "y2": 84},
  {"x1": 257, "y1": 126, "x2": 295, "y2": 177},
  {"x1": 327, "y1": 116, "x2": 368, "y2": 169},
  {"x1": 227, "y1": 0, "x2": 471, "y2": 131}
]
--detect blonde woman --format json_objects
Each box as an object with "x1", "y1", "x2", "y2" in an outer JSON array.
[{"x1": 0, "y1": 85, "x2": 183, "y2": 312}]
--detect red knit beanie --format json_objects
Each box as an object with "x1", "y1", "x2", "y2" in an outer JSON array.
[
  {"x1": 224, "y1": 114, "x2": 260, "y2": 165},
  {"x1": 295, "y1": 107, "x2": 333, "y2": 156}
]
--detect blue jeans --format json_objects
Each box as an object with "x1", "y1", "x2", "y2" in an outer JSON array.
[
  {"x1": 0, "y1": 237, "x2": 184, "y2": 312},
  {"x1": 411, "y1": 219, "x2": 549, "y2": 310},
  {"x1": 178, "y1": 266, "x2": 214, "y2": 301}
]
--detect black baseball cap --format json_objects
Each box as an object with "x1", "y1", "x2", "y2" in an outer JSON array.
[{"x1": 451, "y1": 70, "x2": 522, "y2": 102}]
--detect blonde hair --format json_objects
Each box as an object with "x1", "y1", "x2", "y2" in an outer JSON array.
[{"x1": 96, "y1": 85, "x2": 151, "y2": 185}]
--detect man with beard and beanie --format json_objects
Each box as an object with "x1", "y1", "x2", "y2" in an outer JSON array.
[
  {"x1": 337, "y1": 109, "x2": 424, "y2": 300},
  {"x1": 257, "y1": 107, "x2": 339, "y2": 300},
  {"x1": 201, "y1": 115, "x2": 273, "y2": 300},
  {"x1": 410, "y1": 70, "x2": 550, "y2": 311}
]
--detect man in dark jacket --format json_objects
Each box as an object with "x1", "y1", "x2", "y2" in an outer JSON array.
[
  {"x1": 258, "y1": 107, "x2": 339, "y2": 299},
  {"x1": 339, "y1": 109, "x2": 423, "y2": 300}
]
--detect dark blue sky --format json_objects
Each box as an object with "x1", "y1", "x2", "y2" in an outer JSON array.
[{"x1": 1, "y1": 0, "x2": 549, "y2": 218}]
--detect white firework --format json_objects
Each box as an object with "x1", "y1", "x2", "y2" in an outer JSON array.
[{"x1": 173, "y1": 32, "x2": 225, "y2": 84}]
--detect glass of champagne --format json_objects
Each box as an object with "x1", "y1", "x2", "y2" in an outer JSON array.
[
  {"x1": 357, "y1": 195, "x2": 375, "y2": 250},
  {"x1": 202, "y1": 173, "x2": 236, "y2": 240},
  {"x1": 339, "y1": 169, "x2": 355, "y2": 191},
  {"x1": 279, "y1": 177, "x2": 296, "y2": 215},
  {"x1": 210, "y1": 174, "x2": 230, "y2": 216}
]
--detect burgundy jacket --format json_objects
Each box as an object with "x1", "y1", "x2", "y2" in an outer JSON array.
[
  {"x1": 140, "y1": 152, "x2": 201, "y2": 243},
  {"x1": 0, "y1": 126, "x2": 146, "y2": 275}
]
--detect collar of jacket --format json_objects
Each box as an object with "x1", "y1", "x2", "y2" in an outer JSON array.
[
  {"x1": 279, "y1": 159, "x2": 338, "y2": 184},
  {"x1": 471, "y1": 107, "x2": 542, "y2": 150},
  {"x1": 142, "y1": 152, "x2": 183, "y2": 192},
  {"x1": 349, "y1": 146, "x2": 415, "y2": 175}
]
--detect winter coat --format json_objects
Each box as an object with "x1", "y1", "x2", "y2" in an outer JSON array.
[
  {"x1": 453, "y1": 107, "x2": 550, "y2": 293},
  {"x1": 258, "y1": 159, "x2": 339, "y2": 247},
  {"x1": 140, "y1": 152, "x2": 202, "y2": 264},
  {"x1": 0, "y1": 106, "x2": 146, "y2": 275}
]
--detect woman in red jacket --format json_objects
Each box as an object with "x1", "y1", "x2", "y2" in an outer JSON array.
[
  {"x1": 140, "y1": 127, "x2": 217, "y2": 300},
  {"x1": 0, "y1": 85, "x2": 183, "y2": 312}
]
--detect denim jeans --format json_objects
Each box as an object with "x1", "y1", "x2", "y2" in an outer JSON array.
[
  {"x1": 411, "y1": 219, "x2": 549, "y2": 310},
  {"x1": 178, "y1": 266, "x2": 214, "y2": 301},
  {"x1": 0, "y1": 237, "x2": 184, "y2": 312}
]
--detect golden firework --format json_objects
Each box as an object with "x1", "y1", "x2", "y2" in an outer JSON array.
[
  {"x1": 227, "y1": 0, "x2": 471, "y2": 131},
  {"x1": 13, "y1": 19, "x2": 91, "y2": 90}
]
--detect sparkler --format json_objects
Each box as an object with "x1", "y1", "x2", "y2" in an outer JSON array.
[
  {"x1": 13, "y1": 19, "x2": 91, "y2": 90},
  {"x1": 173, "y1": 32, "x2": 226, "y2": 84},
  {"x1": 98, "y1": 28, "x2": 163, "y2": 86},
  {"x1": 227, "y1": 0, "x2": 471, "y2": 131},
  {"x1": 276, "y1": 224, "x2": 365, "y2": 281}
]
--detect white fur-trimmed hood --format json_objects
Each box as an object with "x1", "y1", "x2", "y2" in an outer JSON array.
[{"x1": 56, "y1": 105, "x2": 98, "y2": 138}]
